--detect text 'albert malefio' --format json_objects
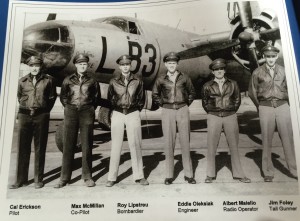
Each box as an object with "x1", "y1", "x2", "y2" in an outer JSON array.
[{"x1": 223, "y1": 200, "x2": 258, "y2": 212}]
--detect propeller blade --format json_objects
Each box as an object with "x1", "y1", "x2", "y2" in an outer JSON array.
[
  {"x1": 247, "y1": 47, "x2": 259, "y2": 71},
  {"x1": 177, "y1": 39, "x2": 240, "y2": 60},
  {"x1": 47, "y1": 14, "x2": 56, "y2": 21},
  {"x1": 237, "y1": 2, "x2": 253, "y2": 29},
  {"x1": 259, "y1": 28, "x2": 281, "y2": 41}
]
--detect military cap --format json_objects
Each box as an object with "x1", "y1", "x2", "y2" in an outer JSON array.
[
  {"x1": 26, "y1": 56, "x2": 43, "y2": 66},
  {"x1": 163, "y1": 52, "x2": 180, "y2": 62},
  {"x1": 209, "y1": 58, "x2": 226, "y2": 70},
  {"x1": 262, "y1": 45, "x2": 280, "y2": 55},
  {"x1": 116, "y1": 55, "x2": 132, "y2": 65},
  {"x1": 73, "y1": 53, "x2": 89, "y2": 64}
]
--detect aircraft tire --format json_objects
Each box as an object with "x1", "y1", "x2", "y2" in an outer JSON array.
[
  {"x1": 55, "y1": 120, "x2": 82, "y2": 153},
  {"x1": 97, "y1": 107, "x2": 111, "y2": 131}
]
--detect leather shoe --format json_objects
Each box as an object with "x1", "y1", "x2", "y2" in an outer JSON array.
[
  {"x1": 85, "y1": 179, "x2": 96, "y2": 187},
  {"x1": 136, "y1": 178, "x2": 149, "y2": 186},
  {"x1": 184, "y1": 176, "x2": 196, "y2": 184},
  {"x1": 54, "y1": 181, "x2": 68, "y2": 188},
  {"x1": 35, "y1": 182, "x2": 44, "y2": 189},
  {"x1": 9, "y1": 182, "x2": 29, "y2": 189},
  {"x1": 106, "y1": 181, "x2": 115, "y2": 187},
  {"x1": 264, "y1": 176, "x2": 273, "y2": 182},
  {"x1": 204, "y1": 176, "x2": 214, "y2": 183},
  {"x1": 234, "y1": 177, "x2": 251, "y2": 183},
  {"x1": 164, "y1": 178, "x2": 173, "y2": 185}
]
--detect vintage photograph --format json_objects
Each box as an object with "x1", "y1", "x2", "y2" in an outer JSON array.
[{"x1": 0, "y1": 0, "x2": 300, "y2": 220}]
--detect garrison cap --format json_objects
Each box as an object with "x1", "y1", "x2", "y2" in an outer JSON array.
[
  {"x1": 163, "y1": 52, "x2": 180, "y2": 62},
  {"x1": 209, "y1": 58, "x2": 226, "y2": 70},
  {"x1": 73, "y1": 53, "x2": 89, "y2": 64},
  {"x1": 262, "y1": 45, "x2": 280, "y2": 55},
  {"x1": 26, "y1": 56, "x2": 43, "y2": 66},
  {"x1": 116, "y1": 55, "x2": 132, "y2": 65}
]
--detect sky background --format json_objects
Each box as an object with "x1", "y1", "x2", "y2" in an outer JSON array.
[{"x1": 22, "y1": 0, "x2": 279, "y2": 36}]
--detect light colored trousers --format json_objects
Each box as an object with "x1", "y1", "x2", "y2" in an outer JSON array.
[
  {"x1": 259, "y1": 103, "x2": 297, "y2": 177},
  {"x1": 161, "y1": 105, "x2": 193, "y2": 179},
  {"x1": 108, "y1": 110, "x2": 144, "y2": 181},
  {"x1": 206, "y1": 114, "x2": 246, "y2": 178}
]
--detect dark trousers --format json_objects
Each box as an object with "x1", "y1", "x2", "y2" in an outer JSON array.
[
  {"x1": 60, "y1": 105, "x2": 95, "y2": 182},
  {"x1": 15, "y1": 112, "x2": 50, "y2": 184}
]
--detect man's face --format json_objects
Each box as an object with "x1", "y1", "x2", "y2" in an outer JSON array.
[
  {"x1": 75, "y1": 62, "x2": 88, "y2": 74},
  {"x1": 164, "y1": 61, "x2": 178, "y2": 74},
  {"x1": 264, "y1": 53, "x2": 278, "y2": 67},
  {"x1": 29, "y1": 64, "x2": 41, "y2": 76},
  {"x1": 212, "y1": 67, "x2": 225, "y2": 80},
  {"x1": 119, "y1": 63, "x2": 131, "y2": 74}
]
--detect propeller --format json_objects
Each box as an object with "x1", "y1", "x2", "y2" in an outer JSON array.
[
  {"x1": 235, "y1": 2, "x2": 280, "y2": 71},
  {"x1": 176, "y1": 1, "x2": 281, "y2": 71}
]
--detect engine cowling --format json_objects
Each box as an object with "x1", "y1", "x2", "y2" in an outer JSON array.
[{"x1": 229, "y1": 10, "x2": 281, "y2": 70}]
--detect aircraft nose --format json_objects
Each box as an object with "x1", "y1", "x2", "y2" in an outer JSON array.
[{"x1": 22, "y1": 25, "x2": 74, "y2": 74}]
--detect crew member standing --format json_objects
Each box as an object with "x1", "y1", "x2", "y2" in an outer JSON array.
[
  {"x1": 54, "y1": 53, "x2": 100, "y2": 188},
  {"x1": 105, "y1": 55, "x2": 148, "y2": 187},
  {"x1": 248, "y1": 45, "x2": 298, "y2": 182},
  {"x1": 202, "y1": 58, "x2": 251, "y2": 183},
  {"x1": 152, "y1": 52, "x2": 196, "y2": 185},
  {"x1": 10, "y1": 56, "x2": 57, "y2": 189}
]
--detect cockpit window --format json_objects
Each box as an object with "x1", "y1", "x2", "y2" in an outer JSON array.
[
  {"x1": 24, "y1": 27, "x2": 71, "y2": 43},
  {"x1": 102, "y1": 18, "x2": 140, "y2": 35}
]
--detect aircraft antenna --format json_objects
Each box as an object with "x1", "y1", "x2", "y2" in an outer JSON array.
[{"x1": 176, "y1": 19, "x2": 181, "y2": 29}]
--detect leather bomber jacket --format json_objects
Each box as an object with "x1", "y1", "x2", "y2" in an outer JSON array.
[
  {"x1": 18, "y1": 73, "x2": 57, "y2": 111},
  {"x1": 107, "y1": 73, "x2": 144, "y2": 112},
  {"x1": 248, "y1": 64, "x2": 288, "y2": 107},
  {"x1": 152, "y1": 71, "x2": 196, "y2": 109},
  {"x1": 201, "y1": 77, "x2": 241, "y2": 117},
  {"x1": 60, "y1": 72, "x2": 101, "y2": 108}
]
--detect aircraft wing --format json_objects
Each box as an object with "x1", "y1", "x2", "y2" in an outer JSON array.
[{"x1": 177, "y1": 38, "x2": 240, "y2": 60}]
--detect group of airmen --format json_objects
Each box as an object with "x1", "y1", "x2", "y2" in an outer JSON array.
[{"x1": 9, "y1": 44, "x2": 298, "y2": 189}]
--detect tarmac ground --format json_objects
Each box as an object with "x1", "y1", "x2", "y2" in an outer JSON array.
[{"x1": 6, "y1": 100, "x2": 299, "y2": 198}]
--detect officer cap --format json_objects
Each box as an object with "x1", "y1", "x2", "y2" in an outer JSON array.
[
  {"x1": 116, "y1": 55, "x2": 132, "y2": 65},
  {"x1": 73, "y1": 53, "x2": 89, "y2": 64},
  {"x1": 26, "y1": 56, "x2": 43, "y2": 66},
  {"x1": 209, "y1": 58, "x2": 226, "y2": 70},
  {"x1": 262, "y1": 45, "x2": 280, "y2": 55},
  {"x1": 163, "y1": 52, "x2": 180, "y2": 62}
]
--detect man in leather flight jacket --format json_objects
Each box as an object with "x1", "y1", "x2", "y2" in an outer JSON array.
[
  {"x1": 106, "y1": 55, "x2": 148, "y2": 187},
  {"x1": 202, "y1": 58, "x2": 251, "y2": 184},
  {"x1": 248, "y1": 45, "x2": 297, "y2": 182},
  {"x1": 10, "y1": 56, "x2": 57, "y2": 189},
  {"x1": 54, "y1": 53, "x2": 101, "y2": 188},
  {"x1": 152, "y1": 52, "x2": 196, "y2": 185}
]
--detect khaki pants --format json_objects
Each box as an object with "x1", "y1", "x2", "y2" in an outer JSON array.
[
  {"x1": 161, "y1": 105, "x2": 193, "y2": 179},
  {"x1": 259, "y1": 103, "x2": 297, "y2": 177},
  {"x1": 206, "y1": 114, "x2": 246, "y2": 178},
  {"x1": 108, "y1": 110, "x2": 144, "y2": 181}
]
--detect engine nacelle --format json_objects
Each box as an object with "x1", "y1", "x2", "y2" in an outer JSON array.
[{"x1": 229, "y1": 10, "x2": 280, "y2": 70}]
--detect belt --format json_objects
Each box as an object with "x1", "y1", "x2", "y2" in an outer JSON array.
[
  {"x1": 162, "y1": 103, "x2": 186, "y2": 110},
  {"x1": 259, "y1": 100, "x2": 287, "y2": 108},
  {"x1": 114, "y1": 107, "x2": 139, "y2": 115},
  {"x1": 66, "y1": 104, "x2": 94, "y2": 110},
  {"x1": 19, "y1": 108, "x2": 47, "y2": 116}
]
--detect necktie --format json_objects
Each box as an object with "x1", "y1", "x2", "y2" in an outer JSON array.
[
  {"x1": 269, "y1": 68, "x2": 274, "y2": 78},
  {"x1": 124, "y1": 76, "x2": 128, "y2": 85},
  {"x1": 32, "y1": 76, "x2": 37, "y2": 86},
  {"x1": 217, "y1": 79, "x2": 224, "y2": 93}
]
